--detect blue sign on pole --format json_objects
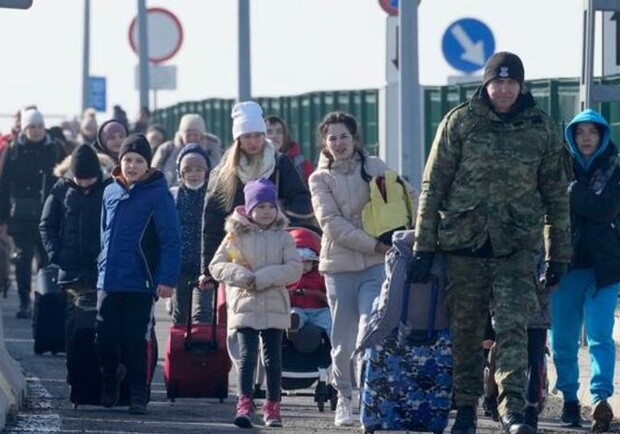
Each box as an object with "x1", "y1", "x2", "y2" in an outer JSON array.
[
  {"x1": 87, "y1": 76, "x2": 106, "y2": 112},
  {"x1": 441, "y1": 18, "x2": 495, "y2": 73}
]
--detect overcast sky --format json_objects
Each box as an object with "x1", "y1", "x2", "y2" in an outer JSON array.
[{"x1": 0, "y1": 0, "x2": 600, "y2": 132}]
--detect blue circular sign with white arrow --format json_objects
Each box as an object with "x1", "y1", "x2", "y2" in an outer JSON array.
[{"x1": 441, "y1": 18, "x2": 495, "y2": 73}]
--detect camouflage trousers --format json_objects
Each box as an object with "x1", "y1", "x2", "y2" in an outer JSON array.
[{"x1": 445, "y1": 250, "x2": 538, "y2": 416}]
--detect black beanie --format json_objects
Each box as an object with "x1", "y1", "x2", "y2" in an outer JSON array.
[
  {"x1": 71, "y1": 144, "x2": 101, "y2": 179},
  {"x1": 482, "y1": 52, "x2": 525, "y2": 88},
  {"x1": 119, "y1": 134, "x2": 152, "y2": 166}
]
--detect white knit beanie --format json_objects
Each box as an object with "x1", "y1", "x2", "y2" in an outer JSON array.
[
  {"x1": 178, "y1": 114, "x2": 206, "y2": 135},
  {"x1": 21, "y1": 108, "x2": 44, "y2": 129},
  {"x1": 231, "y1": 101, "x2": 266, "y2": 140}
]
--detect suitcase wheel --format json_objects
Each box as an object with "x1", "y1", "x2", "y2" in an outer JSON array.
[
  {"x1": 73, "y1": 404, "x2": 78, "y2": 410},
  {"x1": 328, "y1": 385, "x2": 337, "y2": 411},
  {"x1": 314, "y1": 381, "x2": 328, "y2": 412}
]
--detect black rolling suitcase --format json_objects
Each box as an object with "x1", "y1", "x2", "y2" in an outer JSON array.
[
  {"x1": 32, "y1": 266, "x2": 66, "y2": 355},
  {"x1": 66, "y1": 301, "x2": 158, "y2": 408}
]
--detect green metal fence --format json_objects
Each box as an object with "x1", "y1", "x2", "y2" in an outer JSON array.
[
  {"x1": 152, "y1": 89, "x2": 379, "y2": 164},
  {"x1": 153, "y1": 74, "x2": 620, "y2": 163}
]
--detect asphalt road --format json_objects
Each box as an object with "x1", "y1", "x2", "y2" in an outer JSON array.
[{"x1": 0, "y1": 282, "x2": 613, "y2": 434}]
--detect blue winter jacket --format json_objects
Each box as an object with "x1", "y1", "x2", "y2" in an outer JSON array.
[{"x1": 97, "y1": 168, "x2": 181, "y2": 293}]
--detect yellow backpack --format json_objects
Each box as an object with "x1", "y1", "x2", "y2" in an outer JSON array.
[{"x1": 361, "y1": 170, "x2": 414, "y2": 245}]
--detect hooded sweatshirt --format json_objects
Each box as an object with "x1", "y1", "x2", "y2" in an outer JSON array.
[{"x1": 564, "y1": 109, "x2": 620, "y2": 288}]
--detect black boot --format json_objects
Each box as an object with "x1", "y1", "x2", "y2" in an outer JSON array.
[
  {"x1": 16, "y1": 302, "x2": 31, "y2": 319},
  {"x1": 560, "y1": 400, "x2": 583, "y2": 427},
  {"x1": 483, "y1": 394, "x2": 499, "y2": 421},
  {"x1": 524, "y1": 405, "x2": 538, "y2": 433},
  {"x1": 591, "y1": 400, "x2": 613, "y2": 433},
  {"x1": 100, "y1": 364, "x2": 126, "y2": 408},
  {"x1": 128, "y1": 384, "x2": 148, "y2": 414},
  {"x1": 451, "y1": 405, "x2": 477, "y2": 434},
  {"x1": 500, "y1": 412, "x2": 533, "y2": 434}
]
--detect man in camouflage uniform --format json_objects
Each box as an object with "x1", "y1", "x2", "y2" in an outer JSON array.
[{"x1": 409, "y1": 52, "x2": 571, "y2": 434}]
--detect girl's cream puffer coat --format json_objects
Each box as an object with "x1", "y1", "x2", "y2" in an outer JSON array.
[{"x1": 209, "y1": 207, "x2": 302, "y2": 330}]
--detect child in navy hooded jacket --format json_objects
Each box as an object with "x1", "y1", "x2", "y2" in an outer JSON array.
[
  {"x1": 96, "y1": 134, "x2": 180, "y2": 414},
  {"x1": 169, "y1": 143, "x2": 212, "y2": 325},
  {"x1": 549, "y1": 109, "x2": 620, "y2": 431}
]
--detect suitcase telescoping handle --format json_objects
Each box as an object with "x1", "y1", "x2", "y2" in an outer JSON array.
[
  {"x1": 184, "y1": 280, "x2": 218, "y2": 350},
  {"x1": 398, "y1": 274, "x2": 439, "y2": 345}
]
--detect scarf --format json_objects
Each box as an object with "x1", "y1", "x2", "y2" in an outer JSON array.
[
  {"x1": 588, "y1": 154, "x2": 617, "y2": 195},
  {"x1": 235, "y1": 140, "x2": 277, "y2": 185}
]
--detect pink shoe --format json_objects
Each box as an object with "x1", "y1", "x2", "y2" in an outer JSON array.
[
  {"x1": 263, "y1": 400, "x2": 282, "y2": 427},
  {"x1": 234, "y1": 395, "x2": 254, "y2": 428}
]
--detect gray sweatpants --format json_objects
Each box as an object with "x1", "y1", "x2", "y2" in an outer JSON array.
[{"x1": 324, "y1": 263, "x2": 384, "y2": 399}]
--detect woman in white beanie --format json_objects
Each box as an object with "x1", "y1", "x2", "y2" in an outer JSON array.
[
  {"x1": 151, "y1": 113, "x2": 222, "y2": 187},
  {"x1": 199, "y1": 101, "x2": 313, "y2": 289}
]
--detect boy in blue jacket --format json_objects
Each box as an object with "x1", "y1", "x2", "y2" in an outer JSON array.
[{"x1": 96, "y1": 134, "x2": 180, "y2": 414}]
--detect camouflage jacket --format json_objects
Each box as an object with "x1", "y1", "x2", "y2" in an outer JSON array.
[{"x1": 414, "y1": 91, "x2": 571, "y2": 262}]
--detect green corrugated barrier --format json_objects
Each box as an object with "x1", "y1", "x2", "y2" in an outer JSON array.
[
  {"x1": 152, "y1": 90, "x2": 378, "y2": 164},
  {"x1": 152, "y1": 75, "x2": 620, "y2": 163}
]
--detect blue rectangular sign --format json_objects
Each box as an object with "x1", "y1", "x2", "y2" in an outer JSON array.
[{"x1": 87, "y1": 76, "x2": 106, "y2": 112}]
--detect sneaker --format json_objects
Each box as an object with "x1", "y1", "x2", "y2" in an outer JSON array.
[
  {"x1": 233, "y1": 395, "x2": 254, "y2": 428},
  {"x1": 334, "y1": 396, "x2": 354, "y2": 427},
  {"x1": 560, "y1": 400, "x2": 583, "y2": 427},
  {"x1": 451, "y1": 405, "x2": 477, "y2": 434},
  {"x1": 592, "y1": 399, "x2": 614, "y2": 433},
  {"x1": 263, "y1": 400, "x2": 282, "y2": 427},
  {"x1": 100, "y1": 364, "x2": 126, "y2": 408}
]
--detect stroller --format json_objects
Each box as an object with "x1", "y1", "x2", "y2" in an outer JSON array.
[{"x1": 254, "y1": 226, "x2": 336, "y2": 412}]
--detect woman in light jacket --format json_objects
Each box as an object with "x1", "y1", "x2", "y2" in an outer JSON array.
[{"x1": 309, "y1": 111, "x2": 415, "y2": 427}]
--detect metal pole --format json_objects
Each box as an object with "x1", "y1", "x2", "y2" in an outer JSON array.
[
  {"x1": 138, "y1": 0, "x2": 150, "y2": 111},
  {"x1": 581, "y1": 0, "x2": 595, "y2": 110},
  {"x1": 398, "y1": 0, "x2": 423, "y2": 186},
  {"x1": 81, "y1": 0, "x2": 90, "y2": 112},
  {"x1": 238, "y1": 0, "x2": 251, "y2": 101}
]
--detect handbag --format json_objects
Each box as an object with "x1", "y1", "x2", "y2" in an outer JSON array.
[{"x1": 36, "y1": 265, "x2": 62, "y2": 295}]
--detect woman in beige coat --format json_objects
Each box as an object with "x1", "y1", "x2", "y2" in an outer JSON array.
[
  {"x1": 209, "y1": 178, "x2": 302, "y2": 429},
  {"x1": 309, "y1": 112, "x2": 404, "y2": 427}
]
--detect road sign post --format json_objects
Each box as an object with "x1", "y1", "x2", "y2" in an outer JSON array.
[{"x1": 442, "y1": 18, "x2": 495, "y2": 73}]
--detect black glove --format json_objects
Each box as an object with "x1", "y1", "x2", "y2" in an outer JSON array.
[
  {"x1": 408, "y1": 251, "x2": 435, "y2": 283},
  {"x1": 544, "y1": 261, "x2": 567, "y2": 288}
]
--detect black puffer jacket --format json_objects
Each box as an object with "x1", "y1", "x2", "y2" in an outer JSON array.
[
  {"x1": 200, "y1": 153, "x2": 313, "y2": 275},
  {"x1": 569, "y1": 143, "x2": 620, "y2": 289},
  {"x1": 0, "y1": 133, "x2": 64, "y2": 231},
  {"x1": 39, "y1": 177, "x2": 108, "y2": 286}
]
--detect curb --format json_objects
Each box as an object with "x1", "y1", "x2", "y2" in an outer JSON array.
[{"x1": 0, "y1": 304, "x2": 26, "y2": 429}]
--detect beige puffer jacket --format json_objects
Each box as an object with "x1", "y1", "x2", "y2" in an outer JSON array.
[
  {"x1": 309, "y1": 152, "x2": 396, "y2": 274},
  {"x1": 209, "y1": 207, "x2": 302, "y2": 330}
]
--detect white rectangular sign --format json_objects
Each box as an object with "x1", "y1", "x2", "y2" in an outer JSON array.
[
  {"x1": 603, "y1": 11, "x2": 620, "y2": 76},
  {"x1": 386, "y1": 15, "x2": 399, "y2": 84},
  {"x1": 134, "y1": 64, "x2": 177, "y2": 90}
]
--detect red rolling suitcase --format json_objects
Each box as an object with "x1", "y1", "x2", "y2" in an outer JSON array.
[{"x1": 164, "y1": 280, "x2": 231, "y2": 401}]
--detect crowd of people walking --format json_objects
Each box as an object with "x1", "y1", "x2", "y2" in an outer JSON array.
[{"x1": 0, "y1": 50, "x2": 617, "y2": 433}]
